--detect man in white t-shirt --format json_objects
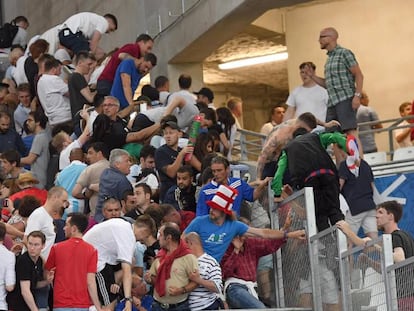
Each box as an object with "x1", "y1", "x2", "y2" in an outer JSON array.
[
  {"x1": 284, "y1": 61, "x2": 329, "y2": 131},
  {"x1": 51, "y1": 124, "x2": 90, "y2": 170},
  {"x1": 24, "y1": 187, "x2": 69, "y2": 260},
  {"x1": 83, "y1": 217, "x2": 151, "y2": 310},
  {"x1": 11, "y1": 16, "x2": 29, "y2": 48},
  {"x1": 58, "y1": 12, "x2": 117, "y2": 54},
  {"x1": 0, "y1": 222, "x2": 15, "y2": 311},
  {"x1": 394, "y1": 102, "x2": 413, "y2": 148},
  {"x1": 166, "y1": 74, "x2": 196, "y2": 107},
  {"x1": 37, "y1": 57, "x2": 72, "y2": 127}
]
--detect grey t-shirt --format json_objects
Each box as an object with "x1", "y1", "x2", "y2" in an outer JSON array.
[
  {"x1": 30, "y1": 130, "x2": 51, "y2": 189},
  {"x1": 357, "y1": 105, "x2": 379, "y2": 153}
]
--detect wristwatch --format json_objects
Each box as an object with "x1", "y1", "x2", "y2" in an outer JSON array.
[{"x1": 354, "y1": 92, "x2": 362, "y2": 98}]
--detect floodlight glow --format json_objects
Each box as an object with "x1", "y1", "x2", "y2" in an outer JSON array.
[{"x1": 218, "y1": 52, "x2": 288, "y2": 70}]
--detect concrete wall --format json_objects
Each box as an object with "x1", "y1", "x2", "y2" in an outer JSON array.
[
  {"x1": 285, "y1": 0, "x2": 414, "y2": 151},
  {"x1": 3, "y1": 0, "x2": 148, "y2": 52}
]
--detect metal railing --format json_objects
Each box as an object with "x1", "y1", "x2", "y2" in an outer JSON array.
[
  {"x1": 234, "y1": 115, "x2": 414, "y2": 162},
  {"x1": 270, "y1": 187, "x2": 317, "y2": 310},
  {"x1": 269, "y1": 185, "x2": 414, "y2": 310},
  {"x1": 387, "y1": 256, "x2": 414, "y2": 310},
  {"x1": 338, "y1": 235, "x2": 391, "y2": 311},
  {"x1": 145, "y1": 0, "x2": 202, "y2": 38},
  {"x1": 233, "y1": 129, "x2": 266, "y2": 161},
  {"x1": 358, "y1": 114, "x2": 414, "y2": 158}
]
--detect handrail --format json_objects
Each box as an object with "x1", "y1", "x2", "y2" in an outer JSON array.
[
  {"x1": 233, "y1": 115, "x2": 414, "y2": 161},
  {"x1": 358, "y1": 114, "x2": 414, "y2": 156}
]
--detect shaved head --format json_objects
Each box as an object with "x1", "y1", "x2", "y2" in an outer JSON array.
[{"x1": 321, "y1": 27, "x2": 338, "y2": 39}]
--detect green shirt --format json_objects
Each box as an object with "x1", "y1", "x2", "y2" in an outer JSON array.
[{"x1": 325, "y1": 45, "x2": 358, "y2": 107}]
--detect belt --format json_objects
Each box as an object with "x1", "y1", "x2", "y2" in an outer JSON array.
[
  {"x1": 304, "y1": 168, "x2": 335, "y2": 183},
  {"x1": 154, "y1": 299, "x2": 187, "y2": 309}
]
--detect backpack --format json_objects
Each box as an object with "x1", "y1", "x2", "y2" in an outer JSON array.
[{"x1": 0, "y1": 23, "x2": 18, "y2": 48}]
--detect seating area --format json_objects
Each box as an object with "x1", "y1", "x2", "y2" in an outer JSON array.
[
  {"x1": 364, "y1": 151, "x2": 387, "y2": 166},
  {"x1": 393, "y1": 146, "x2": 414, "y2": 161}
]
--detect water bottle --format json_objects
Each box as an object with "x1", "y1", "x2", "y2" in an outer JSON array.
[{"x1": 184, "y1": 115, "x2": 202, "y2": 161}]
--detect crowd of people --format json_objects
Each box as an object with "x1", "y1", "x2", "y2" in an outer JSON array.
[
  {"x1": 0, "y1": 10, "x2": 305, "y2": 311},
  {"x1": 0, "y1": 11, "x2": 412, "y2": 311}
]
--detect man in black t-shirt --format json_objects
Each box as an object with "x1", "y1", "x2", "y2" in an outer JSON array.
[
  {"x1": 7, "y1": 231, "x2": 53, "y2": 311},
  {"x1": 154, "y1": 120, "x2": 191, "y2": 202},
  {"x1": 338, "y1": 201, "x2": 414, "y2": 307},
  {"x1": 68, "y1": 51, "x2": 97, "y2": 117}
]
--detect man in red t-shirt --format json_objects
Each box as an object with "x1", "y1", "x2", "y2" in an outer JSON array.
[
  {"x1": 96, "y1": 33, "x2": 153, "y2": 95},
  {"x1": 45, "y1": 213, "x2": 104, "y2": 311}
]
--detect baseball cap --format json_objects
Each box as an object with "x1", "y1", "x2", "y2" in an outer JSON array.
[{"x1": 194, "y1": 87, "x2": 214, "y2": 102}]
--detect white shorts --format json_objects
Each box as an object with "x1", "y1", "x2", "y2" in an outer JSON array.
[
  {"x1": 345, "y1": 209, "x2": 377, "y2": 235},
  {"x1": 299, "y1": 261, "x2": 339, "y2": 304}
]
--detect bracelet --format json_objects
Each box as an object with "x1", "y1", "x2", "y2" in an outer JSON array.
[
  {"x1": 182, "y1": 286, "x2": 187, "y2": 294},
  {"x1": 283, "y1": 230, "x2": 288, "y2": 240},
  {"x1": 125, "y1": 297, "x2": 133, "y2": 303}
]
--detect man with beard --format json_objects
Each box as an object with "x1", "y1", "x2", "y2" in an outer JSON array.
[
  {"x1": 164, "y1": 165, "x2": 197, "y2": 212},
  {"x1": 0, "y1": 111, "x2": 26, "y2": 156}
]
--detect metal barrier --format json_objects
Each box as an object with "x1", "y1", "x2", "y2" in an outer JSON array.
[
  {"x1": 387, "y1": 256, "x2": 414, "y2": 310},
  {"x1": 308, "y1": 226, "x2": 342, "y2": 311},
  {"x1": 270, "y1": 188, "x2": 318, "y2": 310},
  {"x1": 234, "y1": 115, "x2": 414, "y2": 162},
  {"x1": 233, "y1": 129, "x2": 266, "y2": 161},
  {"x1": 269, "y1": 185, "x2": 414, "y2": 311},
  {"x1": 338, "y1": 235, "x2": 392, "y2": 311},
  {"x1": 358, "y1": 114, "x2": 414, "y2": 158}
]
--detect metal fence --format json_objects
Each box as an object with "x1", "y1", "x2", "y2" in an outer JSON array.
[
  {"x1": 233, "y1": 129, "x2": 266, "y2": 161},
  {"x1": 270, "y1": 188, "x2": 316, "y2": 310},
  {"x1": 386, "y1": 255, "x2": 414, "y2": 311},
  {"x1": 269, "y1": 186, "x2": 414, "y2": 310},
  {"x1": 338, "y1": 235, "x2": 390, "y2": 311}
]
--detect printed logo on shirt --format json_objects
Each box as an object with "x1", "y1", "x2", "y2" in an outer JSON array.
[{"x1": 206, "y1": 233, "x2": 226, "y2": 244}]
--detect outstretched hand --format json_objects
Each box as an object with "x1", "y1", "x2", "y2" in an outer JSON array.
[{"x1": 288, "y1": 229, "x2": 306, "y2": 240}]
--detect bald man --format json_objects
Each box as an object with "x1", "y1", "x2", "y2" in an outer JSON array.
[
  {"x1": 305, "y1": 27, "x2": 364, "y2": 159},
  {"x1": 185, "y1": 232, "x2": 223, "y2": 310},
  {"x1": 55, "y1": 148, "x2": 87, "y2": 215}
]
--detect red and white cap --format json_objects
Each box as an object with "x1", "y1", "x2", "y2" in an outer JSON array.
[{"x1": 206, "y1": 185, "x2": 238, "y2": 215}]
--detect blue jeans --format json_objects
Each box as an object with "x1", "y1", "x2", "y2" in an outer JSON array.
[
  {"x1": 34, "y1": 285, "x2": 49, "y2": 309},
  {"x1": 226, "y1": 283, "x2": 266, "y2": 309},
  {"x1": 54, "y1": 308, "x2": 89, "y2": 311},
  {"x1": 152, "y1": 300, "x2": 189, "y2": 311}
]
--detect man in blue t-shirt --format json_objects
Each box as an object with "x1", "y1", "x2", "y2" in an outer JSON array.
[
  {"x1": 196, "y1": 156, "x2": 270, "y2": 217},
  {"x1": 185, "y1": 184, "x2": 305, "y2": 262},
  {"x1": 110, "y1": 53, "x2": 157, "y2": 118}
]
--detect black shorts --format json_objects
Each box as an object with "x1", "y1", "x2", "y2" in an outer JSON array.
[{"x1": 96, "y1": 263, "x2": 122, "y2": 306}]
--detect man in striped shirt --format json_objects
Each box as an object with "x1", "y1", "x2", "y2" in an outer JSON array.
[{"x1": 185, "y1": 232, "x2": 223, "y2": 310}]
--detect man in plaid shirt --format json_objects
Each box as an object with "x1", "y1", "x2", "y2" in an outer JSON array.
[{"x1": 305, "y1": 27, "x2": 364, "y2": 160}]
